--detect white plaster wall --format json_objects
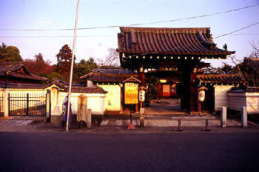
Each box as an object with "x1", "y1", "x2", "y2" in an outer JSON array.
[
  {"x1": 0, "y1": 90, "x2": 3, "y2": 113},
  {"x1": 86, "y1": 94, "x2": 106, "y2": 115},
  {"x1": 245, "y1": 93, "x2": 259, "y2": 113},
  {"x1": 55, "y1": 92, "x2": 106, "y2": 116},
  {"x1": 0, "y1": 87, "x2": 106, "y2": 116},
  {"x1": 214, "y1": 85, "x2": 233, "y2": 111},
  {"x1": 98, "y1": 84, "x2": 121, "y2": 112},
  {"x1": 227, "y1": 92, "x2": 246, "y2": 111},
  {"x1": 227, "y1": 92, "x2": 259, "y2": 113}
]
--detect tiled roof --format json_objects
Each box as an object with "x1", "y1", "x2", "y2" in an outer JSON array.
[
  {"x1": 62, "y1": 86, "x2": 107, "y2": 94},
  {"x1": 244, "y1": 57, "x2": 259, "y2": 68},
  {"x1": 81, "y1": 72, "x2": 136, "y2": 83},
  {"x1": 0, "y1": 82, "x2": 51, "y2": 89},
  {"x1": 80, "y1": 68, "x2": 136, "y2": 83},
  {"x1": 117, "y1": 27, "x2": 234, "y2": 56},
  {"x1": 91, "y1": 68, "x2": 133, "y2": 74},
  {"x1": 197, "y1": 73, "x2": 245, "y2": 85},
  {"x1": 122, "y1": 76, "x2": 141, "y2": 83},
  {"x1": 0, "y1": 63, "x2": 47, "y2": 81}
]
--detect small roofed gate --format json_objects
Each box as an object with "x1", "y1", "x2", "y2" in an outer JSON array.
[{"x1": 8, "y1": 92, "x2": 50, "y2": 116}]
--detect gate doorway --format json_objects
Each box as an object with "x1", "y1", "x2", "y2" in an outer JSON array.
[
  {"x1": 144, "y1": 98, "x2": 185, "y2": 115},
  {"x1": 8, "y1": 93, "x2": 50, "y2": 117}
]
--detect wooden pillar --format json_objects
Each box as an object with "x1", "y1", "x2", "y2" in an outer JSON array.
[
  {"x1": 179, "y1": 62, "x2": 198, "y2": 113},
  {"x1": 179, "y1": 63, "x2": 192, "y2": 112}
]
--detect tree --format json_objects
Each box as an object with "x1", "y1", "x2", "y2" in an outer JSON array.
[
  {"x1": 56, "y1": 44, "x2": 75, "y2": 81},
  {"x1": 0, "y1": 43, "x2": 23, "y2": 62},
  {"x1": 23, "y1": 53, "x2": 53, "y2": 78},
  {"x1": 97, "y1": 48, "x2": 120, "y2": 67},
  {"x1": 219, "y1": 63, "x2": 236, "y2": 74},
  {"x1": 238, "y1": 58, "x2": 259, "y2": 86},
  {"x1": 74, "y1": 58, "x2": 98, "y2": 82},
  {"x1": 35, "y1": 53, "x2": 44, "y2": 63},
  {"x1": 250, "y1": 41, "x2": 259, "y2": 58}
]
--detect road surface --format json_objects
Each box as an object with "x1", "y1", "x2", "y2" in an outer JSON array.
[{"x1": 0, "y1": 131, "x2": 259, "y2": 172}]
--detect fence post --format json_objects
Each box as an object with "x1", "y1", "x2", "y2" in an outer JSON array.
[
  {"x1": 3, "y1": 90, "x2": 9, "y2": 117},
  {"x1": 203, "y1": 119, "x2": 211, "y2": 131},
  {"x1": 242, "y1": 106, "x2": 247, "y2": 128},
  {"x1": 221, "y1": 106, "x2": 227, "y2": 128},
  {"x1": 140, "y1": 107, "x2": 145, "y2": 128},
  {"x1": 177, "y1": 119, "x2": 183, "y2": 131}
]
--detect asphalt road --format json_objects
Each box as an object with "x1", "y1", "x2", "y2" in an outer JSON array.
[{"x1": 1, "y1": 131, "x2": 259, "y2": 172}]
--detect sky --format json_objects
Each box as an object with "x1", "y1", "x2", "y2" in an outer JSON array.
[{"x1": 0, "y1": 0, "x2": 259, "y2": 67}]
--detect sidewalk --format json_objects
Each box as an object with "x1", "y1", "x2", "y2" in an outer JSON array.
[{"x1": 0, "y1": 119, "x2": 258, "y2": 134}]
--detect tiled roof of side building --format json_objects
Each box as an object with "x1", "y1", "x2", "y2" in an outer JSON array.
[
  {"x1": 0, "y1": 62, "x2": 47, "y2": 81},
  {"x1": 81, "y1": 72, "x2": 137, "y2": 83},
  {"x1": 62, "y1": 86, "x2": 107, "y2": 94},
  {"x1": 117, "y1": 27, "x2": 234, "y2": 56},
  {"x1": 0, "y1": 82, "x2": 51, "y2": 89},
  {"x1": 80, "y1": 67, "x2": 136, "y2": 83},
  {"x1": 196, "y1": 73, "x2": 245, "y2": 85},
  {"x1": 91, "y1": 67, "x2": 134, "y2": 74}
]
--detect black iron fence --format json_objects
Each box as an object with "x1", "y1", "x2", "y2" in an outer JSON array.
[{"x1": 8, "y1": 93, "x2": 49, "y2": 116}]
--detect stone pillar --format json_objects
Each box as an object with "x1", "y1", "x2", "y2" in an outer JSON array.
[
  {"x1": 242, "y1": 106, "x2": 247, "y2": 128},
  {"x1": 86, "y1": 109, "x2": 92, "y2": 128},
  {"x1": 221, "y1": 106, "x2": 227, "y2": 128},
  {"x1": 3, "y1": 90, "x2": 9, "y2": 117}
]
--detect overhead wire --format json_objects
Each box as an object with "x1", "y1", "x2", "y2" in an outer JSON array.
[
  {"x1": 0, "y1": 4, "x2": 258, "y2": 31},
  {"x1": 1, "y1": 32, "x2": 259, "y2": 39},
  {"x1": 215, "y1": 21, "x2": 259, "y2": 38}
]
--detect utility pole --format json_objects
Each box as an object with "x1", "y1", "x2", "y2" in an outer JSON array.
[{"x1": 66, "y1": 0, "x2": 80, "y2": 132}]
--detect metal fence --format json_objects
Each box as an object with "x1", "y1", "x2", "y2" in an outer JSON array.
[{"x1": 8, "y1": 93, "x2": 48, "y2": 116}]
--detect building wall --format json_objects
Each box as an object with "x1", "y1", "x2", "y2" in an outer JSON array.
[
  {"x1": 0, "y1": 88, "x2": 48, "y2": 113},
  {"x1": 245, "y1": 92, "x2": 259, "y2": 113},
  {"x1": 214, "y1": 85, "x2": 233, "y2": 111},
  {"x1": 228, "y1": 92, "x2": 259, "y2": 114},
  {"x1": 98, "y1": 84, "x2": 121, "y2": 112},
  {"x1": 227, "y1": 92, "x2": 246, "y2": 111},
  {"x1": 53, "y1": 92, "x2": 106, "y2": 116},
  {"x1": 0, "y1": 86, "x2": 106, "y2": 117},
  {"x1": 0, "y1": 90, "x2": 4, "y2": 114}
]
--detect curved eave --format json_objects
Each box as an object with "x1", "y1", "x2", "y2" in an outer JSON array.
[{"x1": 117, "y1": 49, "x2": 235, "y2": 57}]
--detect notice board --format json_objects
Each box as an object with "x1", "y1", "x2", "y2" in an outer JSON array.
[{"x1": 124, "y1": 83, "x2": 139, "y2": 104}]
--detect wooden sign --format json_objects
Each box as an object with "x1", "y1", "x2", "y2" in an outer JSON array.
[{"x1": 124, "y1": 83, "x2": 139, "y2": 104}]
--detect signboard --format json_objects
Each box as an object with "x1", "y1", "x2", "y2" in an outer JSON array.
[{"x1": 124, "y1": 83, "x2": 139, "y2": 104}]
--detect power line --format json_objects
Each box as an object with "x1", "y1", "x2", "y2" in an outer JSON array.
[
  {"x1": 127, "y1": 4, "x2": 259, "y2": 26},
  {"x1": 2, "y1": 33, "x2": 259, "y2": 39},
  {"x1": 215, "y1": 21, "x2": 259, "y2": 38},
  {"x1": 0, "y1": 4, "x2": 258, "y2": 32},
  {"x1": 0, "y1": 35, "x2": 113, "y2": 38}
]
